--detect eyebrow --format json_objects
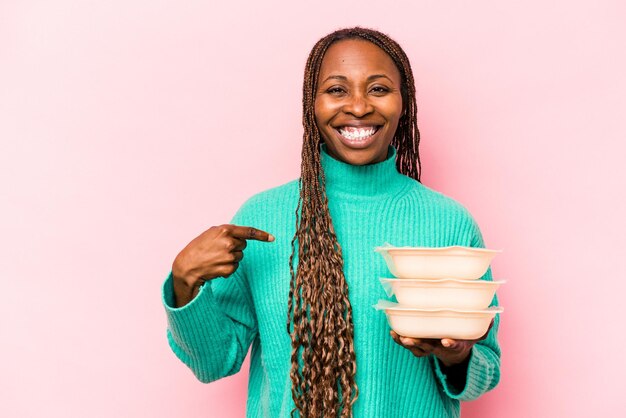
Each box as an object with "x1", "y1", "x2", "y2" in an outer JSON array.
[{"x1": 321, "y1": 74, "x2": 394, "y2": 83}]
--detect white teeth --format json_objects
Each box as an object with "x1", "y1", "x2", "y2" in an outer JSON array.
[{"x1": 338, "y1": 127, "x2": 377, "y2": 141}]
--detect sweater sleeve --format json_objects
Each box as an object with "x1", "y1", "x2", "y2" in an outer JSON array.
[
  {"x1": 161, "y1": 205, "x2": 258, "y2": 384},
  {"x1": 432, "y1": 217, "x2": 502, "y2": 401}
]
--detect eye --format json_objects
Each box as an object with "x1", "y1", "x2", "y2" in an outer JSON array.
[
  {"x1": 326, "y1": 86, "x2": 347, "y2": 95},
  {"x1": 370, "y1": 85, "x2": 390, "y2": 95}
]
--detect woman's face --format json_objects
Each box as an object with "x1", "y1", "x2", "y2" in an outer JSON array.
[{"x1": 314, "y1": 39, "x2": 403, "y2": 166}]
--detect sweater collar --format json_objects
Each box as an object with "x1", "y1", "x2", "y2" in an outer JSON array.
[{"x1": 320, "y1": 144, "x2": 409, "y2": 199}]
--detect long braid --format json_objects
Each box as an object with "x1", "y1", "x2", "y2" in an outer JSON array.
[{"x1": 288, "y1": 27, "x2": 422, "y2": 417}]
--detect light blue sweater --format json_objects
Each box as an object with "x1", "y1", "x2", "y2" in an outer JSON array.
[{"x1": 162, "y1": 145, "x2": 501, "y2": 417}]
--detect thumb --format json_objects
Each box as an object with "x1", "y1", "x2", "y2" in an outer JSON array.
[{"x1": 441, "y1": 338, "x2": 457, "y2": 349}]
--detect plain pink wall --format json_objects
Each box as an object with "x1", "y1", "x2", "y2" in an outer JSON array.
[{"x1": 2, "y1": 1, "x2": 625, "y2": 417}]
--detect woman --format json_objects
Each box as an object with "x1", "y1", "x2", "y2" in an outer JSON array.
[{"x1": 163, "y1": 27, "x2": 501, "y2": 417}]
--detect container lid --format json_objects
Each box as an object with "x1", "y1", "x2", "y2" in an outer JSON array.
[
  {"x1": 374, "y1": 243, "x2": 502, "y2": 256},
  {"x1": 379, "y1": 278, "x2": 506, "y2": 297},
  {"x1": 373, "y1": 300, "x2": 504, "y2": 314}
]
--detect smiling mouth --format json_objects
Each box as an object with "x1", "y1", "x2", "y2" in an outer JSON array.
[{"x1": 335, "y1": 126, "x2": 381, "y2": 142}]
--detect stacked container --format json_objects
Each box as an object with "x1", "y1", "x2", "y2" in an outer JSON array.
[{"x1": 374, "y1": 245, "x2": 504, "y2": 340}]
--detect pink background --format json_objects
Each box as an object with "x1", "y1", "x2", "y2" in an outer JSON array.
[{"x1": 2, "y1": 1, "x2": 625, "y2": 417}]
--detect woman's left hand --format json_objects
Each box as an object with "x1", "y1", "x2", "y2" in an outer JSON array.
[{"x1": 389, "y1": 321, "x2": 493, "y2": 367}]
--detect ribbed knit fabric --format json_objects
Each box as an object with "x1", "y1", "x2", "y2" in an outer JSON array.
[{"x1": 162, "y1": 145, "x2": 501, "y2": 417}]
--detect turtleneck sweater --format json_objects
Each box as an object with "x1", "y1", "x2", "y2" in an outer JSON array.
[{"x1": 162, "y1": 145, "x2": 501, "y2": 418}]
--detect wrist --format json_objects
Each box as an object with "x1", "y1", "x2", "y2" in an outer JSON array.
[
  {"x1": 439, "y1": 348, "x2": 471, "y2": 368},
  {"x1": 172, "y1": 273, "x2": 202, "y2": 308},
  {"x1": 171, "y1": 256, "x2": 192, "y2": 284}
]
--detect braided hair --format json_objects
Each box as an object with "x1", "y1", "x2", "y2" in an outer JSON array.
[{"x1": 287, "y1": 27, "x2": 422, "y2": 417}]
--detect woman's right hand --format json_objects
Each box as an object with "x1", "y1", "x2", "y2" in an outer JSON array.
[{"x1": 171, "y1": 224, "x2": 274, "y2": 307}]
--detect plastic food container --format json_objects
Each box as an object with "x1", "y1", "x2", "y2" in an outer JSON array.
[
  {"x1": 375, "y1": 245, "x2": 501, "y2": 280},
  {"x1": 380, "y1": 278, "x2": 504, "y2": 310},
  {"x1": 374, "y1": 300, "x2": 503, "y2": 340}
]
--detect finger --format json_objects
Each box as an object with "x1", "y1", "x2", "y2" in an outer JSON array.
[
  {"x1": 415, "y1": 340, "x2": 437, "y2": 354},
  {"x1": 231, "y1": 238, "x2": 248, "y2": 252},
  {"x1": 230, "y1": 225, "x2": 274, "y2": 242},
  {"x1": 390, "y1": 331, "x2": 430, "y2": 357},
  {"x1": 390, "y1": 330, "x2": 403, "y2": 345},
  {"x1": 410, "y1": 347, "x2": 429, "y2": 357},
  {"x1": 406, "y1": 338, "x2": 437, "y2": 355},
  {"x1": 399, "y1": 336, "x2": 414, "y2": 346},
  {"x1": 400, "y1": 336, "x2": 432, "y2": 354},
  {"x1": 209, "y1": 262, "x2": 239, "y2": 279},
  {"x1": 440, "y1": 338, "x2": 463, "y2": 350},
  {"x1": 232, "y1": 251, "x2": 244, "y2": 263},
  {"x1": 390, "y1": 332, "x2": 415, "y2": 348}
]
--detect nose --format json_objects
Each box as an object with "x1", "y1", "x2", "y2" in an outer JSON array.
[{"x1": 342, "y1": 92, "x2": 374, "y2": 117}]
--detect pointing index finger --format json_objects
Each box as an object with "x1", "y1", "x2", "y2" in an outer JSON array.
[{"x1": 230, "y1": 225, "x2": 275, "y2": 242}]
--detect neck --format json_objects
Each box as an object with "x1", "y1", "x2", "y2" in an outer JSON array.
[{"x1": 319, "y1": 144, "x2": 411, "y2": 200}]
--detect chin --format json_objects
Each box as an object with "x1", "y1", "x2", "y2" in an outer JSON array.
[{"x1": 338, "y1": 148, "x2": 386, "y2": 166}]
